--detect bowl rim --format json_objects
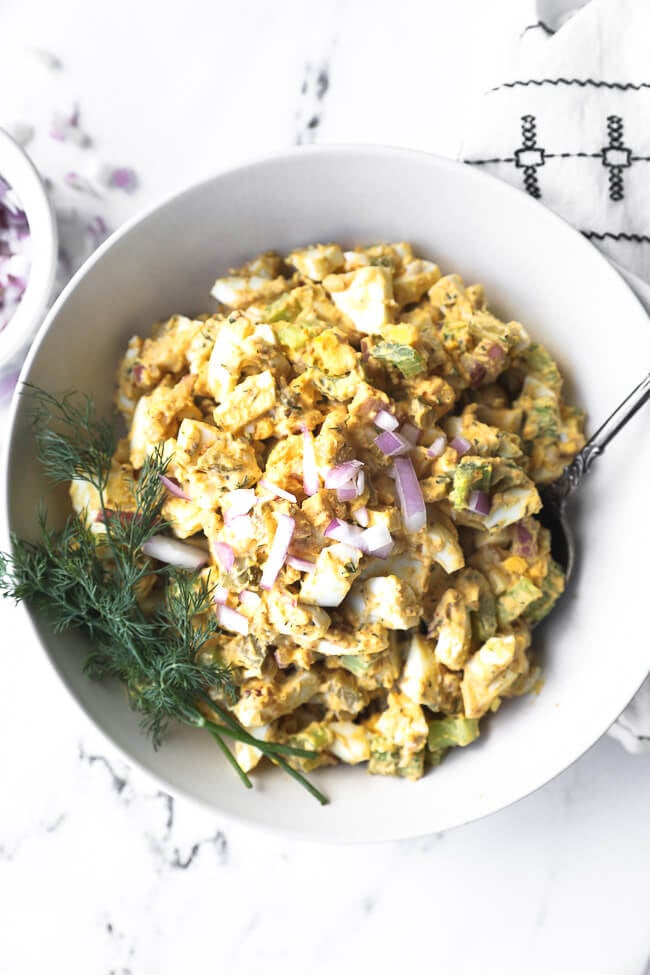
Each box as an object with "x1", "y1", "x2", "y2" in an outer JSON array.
[
  {"x1": 2, "y1": 142, "x2": 649, "y2": 841},
  {"x1": 0, "y1": 127, "x2": 58, "y2": 368}
]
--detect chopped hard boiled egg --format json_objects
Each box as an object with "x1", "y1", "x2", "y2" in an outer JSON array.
[{"x1": 104, "y1": 239, "x2": 585, "y2": 786}]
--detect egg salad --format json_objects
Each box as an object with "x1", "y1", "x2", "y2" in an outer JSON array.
[{"x1": 74, "y1": 242, "x2": 585, "y2": 782}]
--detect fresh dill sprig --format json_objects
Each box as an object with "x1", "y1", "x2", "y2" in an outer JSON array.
[
  {"x1": 0, "y1": 388, "x2": 328, "y2": 805},
  {"x1": 26, "y1": 385, "x2": 117, "y2": 490}
]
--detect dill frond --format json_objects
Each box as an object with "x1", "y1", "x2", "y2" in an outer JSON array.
[{"x1": 0, "y1": 387, "x2": 328, "y2": 804}]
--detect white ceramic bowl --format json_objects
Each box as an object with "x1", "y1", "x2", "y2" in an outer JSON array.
[
  {"x1": 3, "y1": 146, "x2": 650, "y2": 842},
  {"x1": 0, "y1": 127, "x2": 58, "y2": 373}
]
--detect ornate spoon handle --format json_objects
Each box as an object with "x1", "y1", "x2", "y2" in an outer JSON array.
[{"x1": 551, "y1": 370, "x2": 650, "y2": 501}]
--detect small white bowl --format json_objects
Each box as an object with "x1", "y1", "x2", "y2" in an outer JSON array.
[
  {"x1": 0, "y1": 127, "x2": 58, "y2": 373},
  {"x1": 3, "y1": 146, "x2": 650, "y2": 841}
]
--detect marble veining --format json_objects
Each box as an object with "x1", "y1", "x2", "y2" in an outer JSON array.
[
  {"x1": 295, "y1": 59, "x2": 332, "y2": 145},
  {"x1": 1, "y1": 2, "x2": 650, "y2": 973}
]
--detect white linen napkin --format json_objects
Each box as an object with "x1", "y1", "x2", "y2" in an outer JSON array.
[{"x1": 461, "y1": 0, "x2": 650, "y2": 752}]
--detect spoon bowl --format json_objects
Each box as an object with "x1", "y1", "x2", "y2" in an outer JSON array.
[{"x1": 538, "y1": 370, "x2": 650, "y2": 584}]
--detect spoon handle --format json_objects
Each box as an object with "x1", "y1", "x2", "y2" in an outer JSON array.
[{"x1": 553, "y1": 370, "x2": 650, "y2": 500}]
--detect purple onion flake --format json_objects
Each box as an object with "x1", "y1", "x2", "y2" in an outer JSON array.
[{"x1": 110, "y1": 167, "x2": 138, "y2": 192}]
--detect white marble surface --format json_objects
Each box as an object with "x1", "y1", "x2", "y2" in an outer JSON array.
[{"x1": 1, "y1": 2, "x2": 650, "y2": 973}]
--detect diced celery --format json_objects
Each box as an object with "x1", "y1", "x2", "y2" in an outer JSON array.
[
  {"x1": 427, "y1": 715, "x2": 480, "y2": 751},
  {"x1": 497, "y1": 577, "x2": 543, "y2": 625}
]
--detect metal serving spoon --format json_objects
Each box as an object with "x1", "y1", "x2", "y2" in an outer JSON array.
[{"x1": 537, "y1": 371, "x2": 650, "y2": 580}]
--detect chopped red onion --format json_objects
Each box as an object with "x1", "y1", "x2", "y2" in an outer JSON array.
[
  {"x1": 222, "y1": 488, "x2": 256, "y2": 521},
  {"x1": 95, "y1": 508, "x2": 136, "y2": 526},
  {"x1": 393, "y1": 456, "x2": 427, "y2": 533},
  {"x1": 260, "y1": 513, "x2": 295, "y2": 589},
  {"x1": 324, "y1": 518, "x2": 365, "y2": 548},
  {"x1": 336, "y1": 481, "x2": 359, "y2": 502},
  {"x1": 374, "y1": 430, "x2": 412, "y2": 457},
  {"x1": 325, "y1": 518, "x2": 394, "y2": 556},
  {"x1": 216, "y1": 604, "x2": 249, "y2": 636},
  {"x1": 159, "y1": 474, "x2": 191, "y2": 501},
  {"x1": 400, "y1": 422, "x2": 420, "y2": 445},
  {"x1": 488, "y1": 344, "x2": 506, "y2": 363},
  {"x1": 86, "y1": 215, "x2": 108, "y2": 248},
  {"x1": 469, "y1": 362, "x2": 487, "y2": 387},
  {"x1": 49, "y1": 104, "x2": 90, "y2": 146},
  {"x1": 353, "y1": 506, "x2": 369, "y2": 528},
  {"x1": 372, "y1": 541, "x2": 395, "y2": 559},
  {"x1": 374, "y1": 409, "x2": 399, "y2": 432},
  {"x1": 0, "y1": 176, "x2": 31, "y2": 332},
  {"x1": 213, "y1": 541, "x2": 235, "y2": 572},
  {"x1": 302, "y1": 429, "x2": 320, "y2": 496},
  {"x1": 259, "y1": 479, "x2": 297, "y2": 503},
  {"x1": 142, "y1": 536, "x2": 208, "y2": 570},
  {"x1": 213, "y1": 586, "x2": 229, "y2": 605},
  {"x1": 324, "y1": 460, "x2": 364, "y2": 490},
  {"x1": 468, "y1": 490, "x2": 491, "y2": 515},
  {"x1": 513, "y1": 522, "x2": 537, "y2": 559},
  {"x1": 239, "y1": 589, "x2": 262, "y2": 610},
  {"x1": 286, "y1": 554, "x2": 317, "y2": 573},
  {"x1": 110, "y1": 167, "x2": 138, "y2": 192},
  {"x1": 358, "y1": 524, "x2": 393, "y2": 556},
  {"x1": 356, "y1": 469, "x2": 365, "y2": 495},
  {"x1": 427, "y1": 435, "x2": 447, "y2": 458},
  {"x1": 450, "y1": 436, "x2": 471, "y2": 457}
]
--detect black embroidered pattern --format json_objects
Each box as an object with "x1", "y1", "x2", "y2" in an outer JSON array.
[
  {"x1": 490, "y1": 78, "x2": 650, "y2": 94},
  {"x1": 515, "y1": 115, "x2": 543, "y2": 198},
  {"x1": 463, "y1": 78, "x2": 650, "y2": 250},
  {"x1": 521, "y1": 21, "x2": 556, "y2": 37},
  {"x1": 583, "y1": 231, "x2": 650, "y2": 244},
  {"x1": 603, "y1": 115, "x2": 627, "y2": 200},
  {"x1": 466, "y1": 113, "x2": 650, "y2": 203}
]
